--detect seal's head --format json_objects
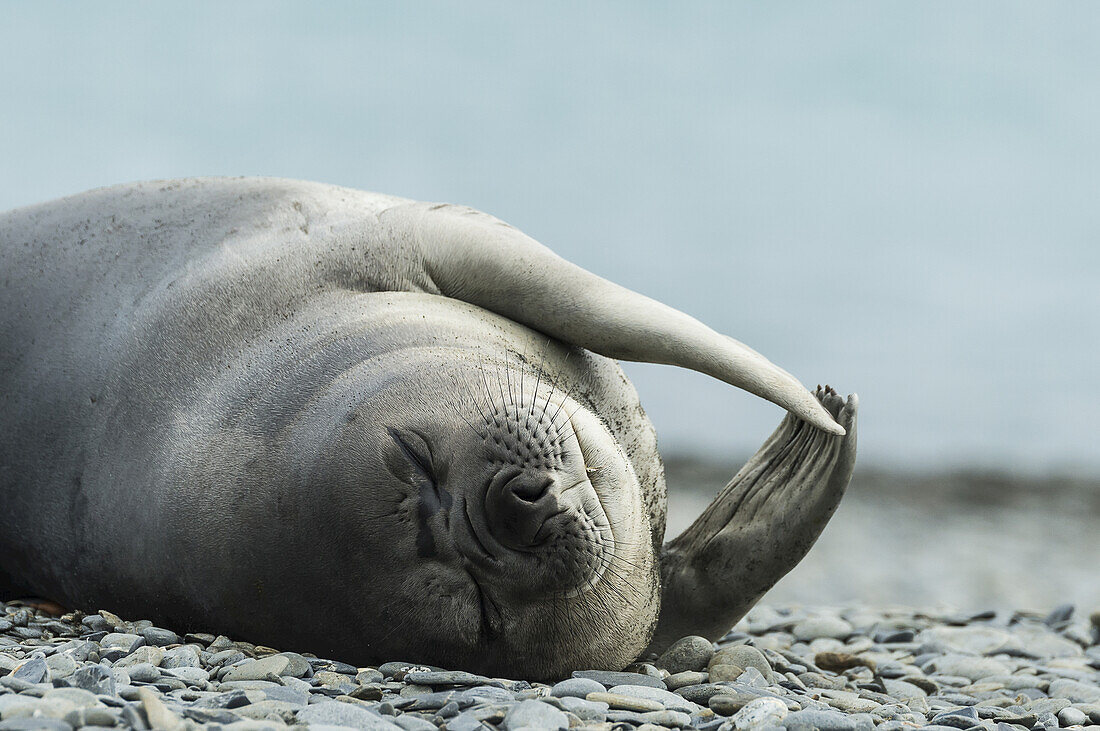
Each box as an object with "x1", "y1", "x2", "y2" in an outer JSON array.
[{"x1": 298, "y1": 349, "x2": 659, "y2": 678}]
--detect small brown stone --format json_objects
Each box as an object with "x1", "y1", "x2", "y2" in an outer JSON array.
[
  {"x1": 814, "y1": 651, "x2": 874, "y2": 673},
  {"x1": 708, "y1": 664, "x2": 746, "y2": 682}
]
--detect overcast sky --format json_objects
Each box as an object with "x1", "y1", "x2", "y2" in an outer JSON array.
[{"x1": 3, "y1": 2, "x2": 1097, "y2": 473}]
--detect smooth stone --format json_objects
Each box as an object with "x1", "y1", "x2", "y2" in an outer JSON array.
[
  {"x1": 378, "y1": 662, "x2": 433, "y2": 677},
  {"x1": 457, "y1": 686, "x2": 514, "y2": 705},
  {"x1": 710, "y1": 664, "x2": 747, "y2": 682},
  {"x1": 657, "y1": 636, "x2": 715, "y2": 675},
  {"x1": 68, "y1": 666, "x2": 115, "y2": 696},
  {"x1": 733, "y1": 698, "x2": 788, "y2": 729},
  {"x1": 139, "y1": 627, "x2": 180, "y2": 647},
  {"x1": 667, "y1": 671, "x2": 710, "y2": 691},
  {"x1": 216, "y1": 680, "x2": 282, "y2": 692},
  {"x1": 586, "y1": 691, "x2": 665, "y2": 713},
  {"x1": 502, "y1": 699, "x2": 568, "y2": 731},
  {"x1": 404, "y1": 691, "x2": 475, "y2": 711},
  {"x1": 313, "y1": 670, "x2": 357, "y2": 688},
  {"x1": 919, "y1": 626, "x2": 1016, "y2": 655},
  {"x1": 734, "y1": 666, "x2": 769, "y2": 688},
  {"x1": 160, "y1": 646, "x2": 202, "y2": 669},
  {"x1": 395, "y1": 715, "x2": 439, "y2": 731},
  {"x1": 138, "y1": 687, "x2": 185, "y2": 731},
  {"x1": 445, "y1": 712, "x2": 486, "y2": 731},
  {"x1": 100, "y1": 633, "x2": 144, "y2": 653},
  {"x1": 641, "y1": 709, "x2": 693, "y2": 728},
  {"x1": 0, "y1": 676, "x2": 37, "y2": 693},
  {"x1": 605, "y1": 710, "x2": 649, "y2": 724},
  {"x1": 195, "y1": 689, "x2": 253, "y2": 709},
  {"x1": 572, "y1": 670, "x2": 666, "y2": 689},
  {"x1": 44, "y1": 654, "x2": 79, "y2": 680},
  {"x1": 926, "y1": 654, "x2": 1012, "y2": 681},
  {"x1": 179, "y1": 706, "x2": 241, "y2": 725},
  {"x1": 260, "y1": 684, "x2": 310, "y2": 706},
  {"x1": 681, "y1": 683, "x2": 753, "y2": 706},
  {"x1": 404, "y1": 671, "x2": 492, "y2": 687},
  {"x1": 558, "y1": 696, "x2": 609, "y2": 721},
  {"x1": 356, "y1": 669, "x2": 384, "y2": 684},
  {"x1": 113, "y1": 646, "x2": 165, "y2": 669},
  {"x1": 1059, "y1": 707, "x2": 1089, "y2": 726},
  {"x1": 814, "y1": 651, "x2": 871, "y2": 673},
  {"x1": 710, "y1": 645, "x2": 773, "y2": 681},
  {"x1": 298, "y1": 701, "x2": 402, "y2": 729},
  {"x1": 0, "y1": 718, "x2": 73, "y2": 731},
  {"x1": 1049, "y1": 679, "x2": 1100, "y2": 704},
  {"x1": 1030, "y1": 699, "x2": 1073, "y2": 715},
  {"x1": 792, "y1": 617, "x2": 853, "y2": 642},
  {"x1": 42, "y1": 687, "x2": 99, "y2": 709},
  {"x1": 63, "y1": 706, "x2": 119, "y2": 727},
  {"x1": 1078, "y1": 705, "x2": 1100, "y2": 723},
  {"x1": 782, "y1": 708, "x2": 860, "y2": 731},
  {"x1": 161, "y1": 666, "x2": 209, "y2": 685},
  {"x1": 883, "y1": 679, "x2": 928, "y2": 700},
  {"x1": 125, "y1": 663, "x2": 161, "y2": 684},
  {"x1": 274, "y1": 652, "x2": 312, "y2": 678},
  {"x1": 233, "y1": 699, "x2": 305, "y2": 720},
  {"x1": 222, "y1": 655, "x2": 290, "y2": 682},
  {"x1": 11, "y1": 658, "x2": 48, "y2": 684},
  {"x1": 607, "y1": 684, "x2": 703, "y2": 713},
  {"x1": 550, "y1": 677, "x2": 605, "y2": 698}
]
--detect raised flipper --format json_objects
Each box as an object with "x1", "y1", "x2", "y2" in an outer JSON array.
[
  {"x1": 382, "y1": 201, "x2": 845, "y2": 436},
  {"x1": 648, "y1": 386, "x2": 858, "y2": 649}
]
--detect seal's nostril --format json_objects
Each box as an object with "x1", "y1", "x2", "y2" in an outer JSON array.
[{"x1": 508, "y1": 474, "x2": 552, "y2": 503}]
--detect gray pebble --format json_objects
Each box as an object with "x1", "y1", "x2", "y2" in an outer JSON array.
[
  {"x1": 572, "y1": 669, "x2": 666, "y2": 689},
  {"x1": 657, "y1": 635, "x2": 715, "y2": 674},
  {"x1": 298, "y1": 701, "x2": 402, "y2": 728},
  {"x1": 100, "y1": 633, "x2": 144, "y2": 654},
  {"x1": 550, "y1": 677, "x2": 605, "y2": 698},
  {"x1": 782, "y1": 708, "x2": 860, "y2": 731},
  {"x1": 558, "y1": 695, "x2": 609, "y2": 720},
  {"x1": 503, "y1": 699, "x2": 568, "y2": 731},
  {"x1": 68, "y1": 665, "x2": 115, "y2": 695},
  {"x1": 11, "y1": 657, "x2": 48, "y2": 684},
  {"x1": 404, "y1": 670, "x2": 492, "y2": 686},
  {"x1": 607, "y1": 683, "x2": 703, "y2": 713},
  {"x1": 139, "y1": 627, "x2": 180, "y2": 647}
]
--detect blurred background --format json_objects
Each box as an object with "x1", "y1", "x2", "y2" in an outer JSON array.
[{"x1": 3, "y1": 2, "x2": 1097, "y2": 610}]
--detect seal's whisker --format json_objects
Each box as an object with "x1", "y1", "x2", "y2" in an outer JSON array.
[
  {"x1": 459, "y1": 375, "x2": 493, "y2": 433},
  {"x1": 526, "y1": 366, "x2": 543, "y2": 434}
]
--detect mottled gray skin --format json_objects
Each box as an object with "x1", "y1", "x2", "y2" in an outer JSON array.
[{"x1": 0, "y1": 178, "x2": 857, "y2": 678}]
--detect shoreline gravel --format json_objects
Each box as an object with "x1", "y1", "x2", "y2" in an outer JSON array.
[{"x1": 3, "y1": 599, "x2": 1100, "y2": 730}]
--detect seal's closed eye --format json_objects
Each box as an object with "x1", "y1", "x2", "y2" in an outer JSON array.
[
  {"x1": 386, "y1": 427, "x2": 437, "y2": 486},
  {"x1": 386, "y1": 427, "x2": 451, "y2": 558}
]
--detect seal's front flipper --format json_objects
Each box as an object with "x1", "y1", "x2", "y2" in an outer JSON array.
[
  {"x1": 647, "y1": 387, "x2": 858, "y2": 651},
  {"x1": 388, "y1": 202, "x2": 843, "y2": 435}
]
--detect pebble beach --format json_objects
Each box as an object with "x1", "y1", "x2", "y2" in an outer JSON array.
[{"x1": 3, "y1": 599, "x2": 1100, "y2": 731}]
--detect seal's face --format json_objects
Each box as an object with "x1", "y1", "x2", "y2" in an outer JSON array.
[{"x1": 318, "y1": 355, "x2": 659, "y2": 677}]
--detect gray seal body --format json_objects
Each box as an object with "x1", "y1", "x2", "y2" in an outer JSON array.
[{"x1": 0, "y1": 178, "x2": 856, "y2": 678}]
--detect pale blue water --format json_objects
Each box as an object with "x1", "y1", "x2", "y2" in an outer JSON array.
[{"x1": 2, "y1": 2, "x2": 1097, "y2": 473}]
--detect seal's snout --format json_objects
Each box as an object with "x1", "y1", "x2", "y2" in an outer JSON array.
[
  {"x1": 509, "y1": 472, "x2": 552, "y2": 503},
  {"x1": 484, "y1": 468, "x2": 559, "y2": 549}
]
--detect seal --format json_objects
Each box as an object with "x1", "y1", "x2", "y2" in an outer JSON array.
[{"x1": 0, "y1": 178, "x2": 857, "y2": 678}]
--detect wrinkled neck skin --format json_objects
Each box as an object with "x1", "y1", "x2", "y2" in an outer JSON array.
[{"x1": 288, "y1": 349, "x2": 659, "y2": 679}]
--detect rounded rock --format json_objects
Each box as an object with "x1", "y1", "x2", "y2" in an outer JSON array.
[
  {"x1": 503, "y1": 699, "x2": 569, "y2": 731},
  {"x1": 733, "y1": 697, "x2": 788, "y2": 729},
  {"x1": 792, "y1": 617, "x2": 853, "y2": 642},
  {"x1": 551, "y1": 677, "x2": 606, "y2": 698},
  {"x1": 657, "y1": 636, "x2": 715, "y2": 675}
]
